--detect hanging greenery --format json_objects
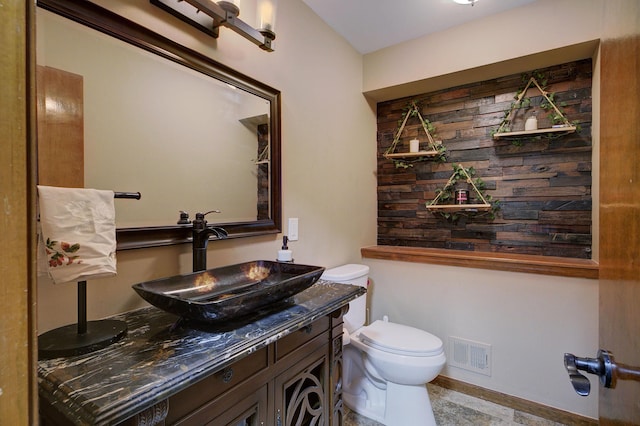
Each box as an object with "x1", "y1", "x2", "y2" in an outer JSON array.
[
  {"x1": 384, "y1": 100, "x2": 446, "y2": 168},
  {"x1": 492, "y1": 71, "x2": 580, "y2": 145},
  {"x1": 427, "y1": 163, "x2": 500, "y2": 222}
]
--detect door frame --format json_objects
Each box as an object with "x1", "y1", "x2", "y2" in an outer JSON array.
[{"x1": 0, "y1": 0, "x2": 38, "y2": 423}]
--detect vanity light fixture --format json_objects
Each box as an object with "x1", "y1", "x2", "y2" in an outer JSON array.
[
  {"x1": 453, "y1": 0, "x2": 478, "y2": 5},
  {"x1": 151, "y1": 0, "x2": 278, "y2": 51}
]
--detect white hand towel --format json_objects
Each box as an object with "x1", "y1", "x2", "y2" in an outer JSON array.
[{"x1": 37, "y1": 185, "x2": 117, "y2": 284}]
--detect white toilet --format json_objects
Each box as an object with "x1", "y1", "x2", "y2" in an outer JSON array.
[{"x1": 321, "y1": 264, "x2": 446, "y2": 426}]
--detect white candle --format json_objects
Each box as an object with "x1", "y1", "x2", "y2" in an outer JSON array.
[
  {"x1": 525, "y1": 115, "x2": 538, "y2": 131},
  {"x1": 409, "y1": 139, "x2": 420, "y2": 153}
]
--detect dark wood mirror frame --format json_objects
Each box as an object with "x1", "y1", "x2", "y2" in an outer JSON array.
[{"x1": 37, "y1": 0, "x2": 282, "y2": 250}]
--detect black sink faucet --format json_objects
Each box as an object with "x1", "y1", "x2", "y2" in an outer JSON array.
[{"x1": 192, "y1": 210, "x2": 228, "y2": 272}]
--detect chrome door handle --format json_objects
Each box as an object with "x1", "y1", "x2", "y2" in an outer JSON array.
[
  {"x1": 564, "y1": 349, "x2": 640, "y2": 396},
  {"x1": 564, "y1": 349, "x2": 613, "y2": 396}
]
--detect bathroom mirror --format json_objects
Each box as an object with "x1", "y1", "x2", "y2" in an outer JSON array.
[{"x1": 36, "y1": 0, "x2": 281, "y2": 249}]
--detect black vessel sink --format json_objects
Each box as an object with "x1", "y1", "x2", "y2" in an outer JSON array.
[{"x1": 132, "y1": 261, "x2": 325, "y2": 323}]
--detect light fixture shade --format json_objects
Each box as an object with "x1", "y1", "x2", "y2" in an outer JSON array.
[
  {"x1": 218, "y1": 0, "x2": 241, "y2": 8},
  {"x1": 217, "y1": 0, "x2": 241, "y2": 15},
  {"x1": 151, "y1": 0, "x2": 276, "y2": 51},
  {"x1": 257, "y1": 0, "x2": 278, "y2": 33},
  {"x1": 453, "y1": 0, "x2": 478, "y2": 4}
]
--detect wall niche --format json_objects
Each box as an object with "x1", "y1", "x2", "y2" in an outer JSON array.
[{"x1": 376, "y1": 59, "x2": 593, "y2": 259}]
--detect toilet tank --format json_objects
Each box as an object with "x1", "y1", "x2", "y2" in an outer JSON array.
[{"x1": 321, "y1": 264, "x2": 369, "y2": 333}]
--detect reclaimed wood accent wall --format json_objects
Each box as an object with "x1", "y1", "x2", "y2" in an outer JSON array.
[
  {"x1": 377, "y1": 59, "x2": 593, "y2": 259},
  {"x1": 257, "y1": 123, "x2": 269, "y2": 220}
]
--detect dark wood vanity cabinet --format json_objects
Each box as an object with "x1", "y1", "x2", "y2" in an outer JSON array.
[
  {"x1": 39, "y1": 283, "x2": 364, "y2": 426},
  {"x1": 125, "y1": 311, "x2": 344, "y2": 426}
]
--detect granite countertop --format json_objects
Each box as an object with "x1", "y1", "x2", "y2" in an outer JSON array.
[{"x1": 38, "y1": 280, "x2": 364, "y2": 425}]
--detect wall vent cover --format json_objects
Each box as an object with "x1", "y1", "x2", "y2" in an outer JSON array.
[{"x1": 448, "y1": 336, "x2": 491, "y2": 376}]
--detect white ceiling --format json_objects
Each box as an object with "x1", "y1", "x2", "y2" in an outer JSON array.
[{"x1": 301, "y1": 0, "x2": 538, "y2": 54}]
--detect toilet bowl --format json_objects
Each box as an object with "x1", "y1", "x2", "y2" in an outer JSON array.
[{"x1": 321, "y1": 264, "x2": 446, "y2": 426}]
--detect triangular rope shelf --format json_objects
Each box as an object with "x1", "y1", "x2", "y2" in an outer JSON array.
[
  {"x1": 493, "y1": 76, "x2": 576, "y2": 140},
  {"x1": 426, "y1": 165, "x2": 492, "y2": 213},
  {"x1": 384, "y1": 101, "x2": 444, "y2": 160}
]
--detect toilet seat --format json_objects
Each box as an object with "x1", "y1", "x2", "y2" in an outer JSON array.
[{"x1": 356, "y1": 320, "x2": 443, "y2": 357}]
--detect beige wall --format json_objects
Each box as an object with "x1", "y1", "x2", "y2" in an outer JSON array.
[
  {"x1": 364, "y1": 259, "x2": 599, "y2": 418},
  {"x1": 37, "y1": 0, "x2": 378, "y2": 331},
  {"x1": 363, "y1": 0, "x2": 603, "y2": 101},
  {"x1": 361, "y1": 0, "x2": 639, "y2": 420}
]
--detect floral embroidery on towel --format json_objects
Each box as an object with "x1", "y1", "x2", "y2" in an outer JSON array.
[{"x1": 45, "y1": 238, "x2": 82, "y2": 267}]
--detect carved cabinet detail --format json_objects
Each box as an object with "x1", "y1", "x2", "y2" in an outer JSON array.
[
  {"x1": 150, "y1": 312, "x2": 341, "y2": 426},
  {"x1": 276, "y1": 352, "x2": 328, "y2": 425}
]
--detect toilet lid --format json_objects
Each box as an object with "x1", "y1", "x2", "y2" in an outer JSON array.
[{"x1": 357, "y1": 320, "x2": 443, "y2": 356}]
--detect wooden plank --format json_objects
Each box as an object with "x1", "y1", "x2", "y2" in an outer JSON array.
[
  {"x1": 512, "y1": 186, "x2": 589, "y2": 197},
  {"x1": 361, "y1": 246, "x2": 598, "y2": 279},
  {"x1": 501, "y1": 172, "x2": 557, "y2": 181},
  {"x1": 383, "y1": 150, "x2": 439, "y2": 159},
  {"x1": 598, "y1": 32, "x2": 640, "y2": 424},
  {"x1": 493, "y1": 125, "x2": 576, "y2": 140},
  {"x1": 536, "y1": 211, "x2": 591, "y2": 226},
  {"x1": 0, "y1": 1, "x2": 36, "y2": 424},
  {"x1": 426, "y1": 204, "x2": 492, "y2": 211},
  {"x1": 36, "y1": 65, "x2": 84, "y2": 187}
]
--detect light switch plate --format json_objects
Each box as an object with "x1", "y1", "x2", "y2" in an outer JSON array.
[{"x1": 288, "y1": 218, "x2": 299, "y2": 241}]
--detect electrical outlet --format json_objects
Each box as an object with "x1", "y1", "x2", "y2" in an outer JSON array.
[{"x1": 288, "y1": 218, "x2": 299, "y2": 241}]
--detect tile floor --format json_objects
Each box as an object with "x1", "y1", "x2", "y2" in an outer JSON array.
[{"x1": 343, "y1": 383, "x2": 569, "y2": 426}]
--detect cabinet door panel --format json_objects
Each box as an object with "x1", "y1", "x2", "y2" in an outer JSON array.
[{"x1": 275, "y1": 347, "x2": 328, "y2": 426}]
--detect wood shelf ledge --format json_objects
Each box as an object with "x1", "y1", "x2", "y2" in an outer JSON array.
[
  {"x1": 493, "y1": 126, "x2": 576, "y2": 140},
  {"x1": 426, "y1": 204, "x2": 492, "y2": 212},
  {"x1": 361, "y1": 246, "x2": 598, "y2": 279},
  {"x1": 383, "y1": 150, "x2": 439, "y2": 159}
]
